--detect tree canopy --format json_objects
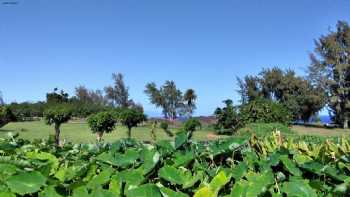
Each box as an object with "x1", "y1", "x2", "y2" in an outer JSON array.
[
  {"x1": 308, "y1": 21, "x2": 350, "y2": 128},
  {"x1": 144, "y1": 80, "x2": 197, "y2": 120},
  {"x1": 238, "y1": 67, "x2": 325, "y2": 122}
]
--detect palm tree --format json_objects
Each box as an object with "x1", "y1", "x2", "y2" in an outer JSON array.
[{"x1": 183, "y1": 89, "x2": 197, "y2": 117}]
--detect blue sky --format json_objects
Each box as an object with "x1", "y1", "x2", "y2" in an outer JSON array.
[{"x1": 1, "y1": 0, "x2": 350, "y2": 116}]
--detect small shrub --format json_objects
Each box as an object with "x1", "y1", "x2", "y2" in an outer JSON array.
[
  {"x1": 87, "y1": 111, "x2": 116, "y2": 141},
  {"x1": 239, "y1": 98, "x2": 292, "y2": 125},
  {"x1": 183, "y1": 118, "x2": 201, "y2": 139},
  {"x1": 160, "y1": 121, "x2": 173, "y2": 137}
]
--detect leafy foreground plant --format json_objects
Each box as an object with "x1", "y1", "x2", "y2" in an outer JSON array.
[{"x1": 0, "y1": 131, "x2": 349, "y2": 196}]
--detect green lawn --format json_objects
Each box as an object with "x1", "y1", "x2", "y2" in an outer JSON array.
[
  {"x1": 1, "y1": 121, "x2": 349, "y2": 144},
  {"x1": 0, "y1": 121, "x2": 223, "y2": 143}
]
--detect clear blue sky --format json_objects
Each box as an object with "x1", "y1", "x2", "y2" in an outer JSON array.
[{"x1": 1, "y1": 0, "x2": 350, "y2": 116}]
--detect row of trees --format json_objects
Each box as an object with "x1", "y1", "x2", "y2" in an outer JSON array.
[
  {"x1": 215, "y1": 20, "x2": 350, "y2": 131},
  {"x1": 237, "y1": 67, "x2": 325, "y2": 122},
  {"x1": 3, "y1": 73, "x2": 198, "y2": 121}
]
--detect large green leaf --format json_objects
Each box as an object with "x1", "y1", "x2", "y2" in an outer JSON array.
[
  {"x1": 39, "y1": 185, "x2": 62, "y2": 197},
  {"x1": 140, "y1": 147, "x2": 160, "y2": 175},
  {"x1": 26, "y1": 151, "x2": 59, "y2": 175},
  {"x1": 158, "y1": 165, "x2": 185, "y2": 185},
  {"x1": 230, "y1": 180, "x2": 248, "y2": 197},
  {"x1": 6, "y1": 171, "x2": 47, "y2": 195},
  {"x1": 194, "y1": 171, "x2": 230, "y2": 197},
  {"x1": 87, "y1": 167, "x2": 113, "y2": 189},
  {"x1": 245, "y1": 171, "x2": 274, "y2": 196},
  {"x1": 175, "y1": 131, "x2": 189, "y2": 149},
  {"x1": 126, "y1": 184, "x2": 161, "y2": 197},
  {"x1": 159, "y1": 186, "x2": 189, "y2": 197},
  {"x1": 158, "y1": 165, "x2": 202, "y2": 188},
  {"x1": 280, "y1": 155, "x2": 302, "y2": 176},
  {"x1": 281, "y1": 180, "x2": 318, "y2": 197}
]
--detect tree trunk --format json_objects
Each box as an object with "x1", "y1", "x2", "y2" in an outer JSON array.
[
  {"x1": 96, "y1": 131, "x2": 103, "y2": 142},
  {"x1": 344, "y1": 116, "x2": 349, "y2": 129},
  {"x1": 127, "y1": 127, "x2": 131, "y2": 139},
  {"x1": 54, "y1": 123, "x2": 60, "y2": 146}
]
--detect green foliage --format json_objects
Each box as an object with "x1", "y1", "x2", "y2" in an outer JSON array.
[
  {"x1": 44, "y1": 105, "x2": 72, "y2": 145},
  {"x1": 118, "y1": 108, "x2": 147, "y2": 138},
  {"x1": 145, "y1": 81, "x2": 197, "y2": 119},
  {"x1": 160, "y1": 121, "x2": 168, "y2": 131},
  {"x1": 159, "y1": 121, "x2": 174, "y2": 137},
  {"x1": 87, "y1": 111, "x2": 117, "y2": 141},
  {"x1": 44, "y1": 105, "x2": 72, "y2": 126},
  {"x1": 0, "y1": 106, "x2": 15, "y2": 128},
  {"x1": 183, "y1": 118, "x2": 201, "y2": 139},
  {"x1": 239, "y1": 97, "x2": 292, "y2": 125},
  {"x1": 183, "y1": 118, "x2": 201, "y2": 132},
  {"x1": 8, "y1": 102, "x2": 45, "y2": 121},
  {"x1": 214, "y1": 99, "x2": 241, "y2": 134},
  {"x1": 0, "y1": 131, "x2": 349, "y2": 196},
  {"x1": 238, "y1": 67, "x2": 325, "y2": 122},
  {"x1": 237, "y1": 123, "x2": 292, "y2": 137},
  {"x1": 87, "y1": 112, "x2": 116, "y2": 134},
  {"x1": 308, "y1": 21, "x2": 350, "y2": 128}
]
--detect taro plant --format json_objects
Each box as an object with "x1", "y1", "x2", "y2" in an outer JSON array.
[
  {"x1": 44, "y1": 105, "x2": 71, "y2": 146},
  {"x1": 87, "y1": 111, "x2": 116, "y2": 141}
]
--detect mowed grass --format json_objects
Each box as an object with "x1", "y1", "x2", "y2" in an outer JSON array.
[
  {"x1": 1, "y1": 121, "x2": 349, "y2": 144},
  {"x1": 0, "y1": 121, "x2": 223, "y2": 143},
  {"x1": 291, "y1": 125, "x2": 350, "y2": 137}
]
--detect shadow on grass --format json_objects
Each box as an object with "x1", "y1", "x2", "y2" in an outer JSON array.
[{"x1": 0, "y1": 129, "x2": 15, "y2": 132}]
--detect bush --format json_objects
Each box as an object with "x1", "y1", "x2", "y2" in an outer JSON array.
[
  {"x1": 160, "y1": 121, "x2": 168, "y2": 131},
  {"x1": 159, "y1": 121, "x2": 174, "y2": 137},
  {"x1": 87, "y1": 111, "x2": 116, "y2": 141},
  {"x1": 239, "y1": 98, "x2": 292, "y2": 125},
  {"x1": 214, "y1": 99, "x2": 242, "y2": 134},
  {"x1": 183, "y1": 118, "x2": 201, "y2": 139},
  {"x1": 0, "y1": 106, "x2": 15, "y2": 128}
]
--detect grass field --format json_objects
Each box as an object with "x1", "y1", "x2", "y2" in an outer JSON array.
[
  {"x1": 0, "y1": 121, "x2": 224, "y2": 143},
  {"x1": 1, "y1": 121, "x2": 349, "y2": 143}
]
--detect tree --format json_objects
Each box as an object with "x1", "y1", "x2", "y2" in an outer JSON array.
[
  {"x1": 104, "y1": 73, "x2": 130, "y2": 107},
  {"x1": 87, "y1": 111, "x2": 116, "y2": 141},
  {"x1": 0, "y1": 91, "x2": 4, "y2": 106},
  {"x1": 118, "y1": 108, "x2": 146, "y2": 138},
  {"x1": 0, "y1": 106, "x2": 15, "y2": 128},
  {"x1": 308, "y1": 21, "x2": 350, "y2": 128},
  {"x1": 145, "y1": 81, "x2": 197, "y2": 120},
  {"x1": 160, "y1": 121, "x2": 174, "y2": 137},
  {"x1": 46, "y1": 88, "x2": 69, "y2": 105},
  {"x1": 214, "y1": 99, "x2": 241, "y2": 134},
  {"x1": 183, "y1": 118, "x2": 201, "y2": 139},
  {"x1": 44, "y1": 105, "x2": 72, "y2": 146},
  {"x1": 238, "y1": 67, "x2": 325, "y2": 122},
  {"x1": 183, "y1": 89, "x2": 197, "y2": 117}
]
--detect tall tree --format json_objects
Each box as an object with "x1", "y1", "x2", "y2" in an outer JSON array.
[
  {"x1": 104, "y1": 73, "x2": 130, "y2": 107},
  {"x1": 308, "y1": 21, "x2": 350, "y2": 128},
  {"x1": 238, "y1": 67, "x2": 325, "y2": 122},
  {"x1": 0, "y1": 91, "x2": 4, "y2": 106},
  {"x1": 145, "y1": 80, "x2": 196, "y2": 120},
  {"x1": 183, "y1": 89, "x2": 197, "y2": 117},
  {"x1": 46, "y1": 88, "x2": 69, "y2": 105}
]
